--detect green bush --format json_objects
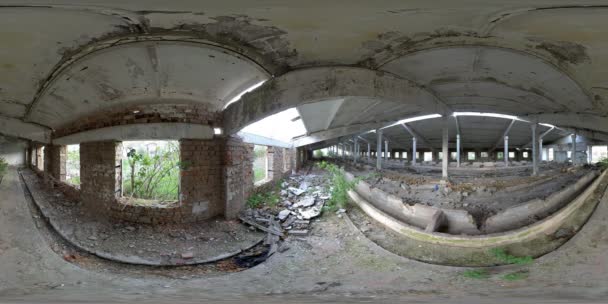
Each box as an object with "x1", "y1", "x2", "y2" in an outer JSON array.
[
  {"x1": 597, "y1": 157, "x2": 608, "y2": 170},
  {"x1": 247, "y1": 190, "x2": 280, "y2": 208},
  {"x1": 122, "y1": 142, "x2": 181, "y2": 201},
  {"x1": 314, "y1": 150, "x2": 324, "y2": 158},
  {"x1": 317, "y1": 161, "x2": 362, "y2": 211}
]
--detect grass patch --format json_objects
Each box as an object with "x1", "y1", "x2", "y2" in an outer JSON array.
[
  {"x1": 501, "y1": 271, "x2": 529, "y2": 281},
  {"x1": 490, "y1": 248, "x2": 534, "y2": 265},
  {"x1": 247, "y1": 191, "x2": 280, "y2": 208},
  {"x1": 462, "y1": 269, "x2": 490, "y2": 279},
  {"x1": 317, "y1": 161, "x2": 364, "y2": 212},
  {"x1": 598, "y1": 157, "x2": 608, "y2": 170}
]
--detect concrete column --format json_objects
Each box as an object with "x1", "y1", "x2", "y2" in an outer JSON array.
[
  {"x1": 539, "y1": 138, "x2": 543, "y2": 162},
  {"x1": 367, "y1": 143, "x2": 370, "y2": 161},
  {"x1": 376, "y1": 130, "x2": 383, "y2": 170},
  {"x1": 504, "y1": 136, "x2": 509, "y2": 167},
  {"x1": 384, "y1": 140, "x2": 389, "y2": 162},
  {"x1": 531, "y1": 124, "x2": 538, "y2": 176},
  {"x1": 442, "y1": 117, "x2": 449, "y2": 179},
  {"x1": 412, "y1": 137, "x2": 417, "y2": 166},
  {"x1": 588, "y1": 145, "x2": 593, "y2": 164},
  {"x1": 353, "y1": 137, "x2": 358, "y2": 164},
  {"x1": 456, "y1": 134, "x2": 461, "y2": 168},
  {"x1": 571, "y1": 132, "x2": 577, "y2": 165}
]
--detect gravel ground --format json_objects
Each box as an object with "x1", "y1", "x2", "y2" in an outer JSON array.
[{"x1": 2, "y1": 167, "x2": 608, "y2": 303}]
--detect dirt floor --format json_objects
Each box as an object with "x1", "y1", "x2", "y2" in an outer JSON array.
[
  {"x1": 346, "y1": 162, "x2": 595, "y2": 223},
  {"x1": 20, "y1": 170, "x2": 264, "y2": 266},
  {"x1": 2, "y1": 166, "x2": 608, "y2": 303}
]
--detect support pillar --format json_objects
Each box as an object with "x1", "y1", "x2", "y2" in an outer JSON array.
[
  {"x1": 539, "y1": 139, "x2": 544, "y2": 161},
  {"x1": 353, "y1": 137, "x2": 358, "y2": 164},
  {"x1": 571, "y1": 132, "x2": 577, "y2": 165},
  {"x1": 367, "y1": 143, "x2": 371, "y2": 161},
  {"x1": 384, "y1": 140, "x2": 389, "y2": 162},
  {"x1": 412, "y1": 137, "x2": 417, "y2": 166},
  {"x1": 456, "y1": 134, "x2": 461, "y2": 168},
  {"x1": 531, "y1": 124, "x2": 539, "y2": 176},
  {"x1": 442, "y1": 117, "x2": 449, "y2": 179},
  {"x1": 376, "y1": 130, "x2": 383, "y2": 170},
  {"x1": 504, "y1": 136, "x2": 509, "y2": 167}
]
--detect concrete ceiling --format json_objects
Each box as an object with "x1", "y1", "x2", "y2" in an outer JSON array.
[{"x1": 1, "y1": 1, "x2": 608, "y2": 147}]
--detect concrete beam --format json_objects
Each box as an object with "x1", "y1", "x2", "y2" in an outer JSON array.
[
  {"x1": 238, "y1": 132, "x2": 292, "y2": 148},
  {"x1": 521, "y1": 113, "x2": 608, "y2": 135},
  {"x1": 0, "y1": 116, "x2": 50, "y2": 143},
  {"x1": 401, "y1": 123, "x2": 436, "y2": 152},
  {"x1": 53, "y1": 123, "x2": 214, "y2": 145},
  {"x1": 223, "y1": 66, "x2": 443, "y2": 135},
  {"x1": 490, "y1": 119, "x2": 516, "y2": 152}
]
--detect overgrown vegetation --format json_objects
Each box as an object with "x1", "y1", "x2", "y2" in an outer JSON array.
[
  {"x1": 501, "y1": 271, "x2": 530, "y2": 281},
  {"x1": 66, "y1": 146, "x2": 80, "y2": 185},
  {"x1": 253, "y1": 145, "x2": 267, "y2": 183},
  {"x1": 314, "y1": 150, "x2": 324, "y2": 158},
  {"x1": 598, "y1": 157, "x2": 608, "y2": 170},
  {"x1": 247, "y1": 180, "x2": 282, "y2": 208},
  {"x1": 0, "y1": 157, "x2": 8, "y2": 182},
  {"x1": 317, "y1": 161, "x2": 363, "y2": 212},
  {"x1": 490, "y1": 248, "x2": 534, "y2": 265},
  {"x1": 462, "y1": 248, "x2": 534, "y2": 281},
  {"x1": 122, "y1": 141, "x2": 181, "y2": 201},
  {"x1": 462, "y1": 269, "x2": 490, "y2": 279}
]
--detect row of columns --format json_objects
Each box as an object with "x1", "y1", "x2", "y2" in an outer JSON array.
[{"x1": 326, "y1": 120, "x2": 583, "y2": 179}]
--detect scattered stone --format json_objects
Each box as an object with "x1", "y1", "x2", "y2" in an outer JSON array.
[
  {"x1": 288, "y1": 229, "x2": 309, "y2": 236},
  {"x1": 278, "y1": 209, "x2": 291, "y2": 221},
  {"x1": 294, "y1": 196, "x2": 315, "y2": 208},
  {"x1": 125, "y1": 226, "x2": 136, "y2": 232},
  {"x1": 88, "y1": 235, "x2": 97, "y2": 241},
  {"x1": 288, "y1": 187, "x2": 305, "y2": 196},
  {"x1": 336, "y1": 208, "x2": 346, "y2": 214},
  {"x1": 181, "y1": 252, "x2": 194, "y2": 259}
]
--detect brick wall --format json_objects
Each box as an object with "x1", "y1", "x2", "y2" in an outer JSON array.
[
  {"x1": 179, "y1": 138, "x2": 225, "y2": 221},
  {"x1": 224, "y1": 137, "x2": 254, "y2": 219},
  {"x1": 47, "y1": 145, "x2": 66, "y2": 181},
  {"x1": 266, "y1": 146, "x2": 283, "y2": 181},
  {"x1": 80, "y1": 141, "x2": 122, "y2": 212},
  {"x1": 54, "y1": 103, "x2": 222, "y2": 138}
]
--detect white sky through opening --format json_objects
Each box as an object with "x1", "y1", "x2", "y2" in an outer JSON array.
[{"x1": 241, "y1": 108, "x2": 307, "y2": 143}]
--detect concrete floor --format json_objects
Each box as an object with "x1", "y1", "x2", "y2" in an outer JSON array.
[{"x1": 2, "y1": 167, "x2": 608, "y2": 303}]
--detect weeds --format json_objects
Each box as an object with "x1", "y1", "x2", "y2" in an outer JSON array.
[
  {"x1": 490, "y1": 248, "x2": 534, "y2": 265},
  {"x1": 598, "y1": 157, "x2": 608, "y2": 170},
  {"x1": 462, "y1": 269, "x2": 490, "y2": 279},
  {"x1": 501, "y1": 271, "x2": 529, "y2": 281},
  {"x1": 317, "y1": 161, "x2": 362, "y2": 212},
  {"x1": 246, "y1": 190, "x2": 280, "y2": 208}
]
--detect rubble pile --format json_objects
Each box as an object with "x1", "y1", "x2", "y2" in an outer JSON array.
[{"x1": 239, "y1": 174, "x2": 332, "y2": 255}]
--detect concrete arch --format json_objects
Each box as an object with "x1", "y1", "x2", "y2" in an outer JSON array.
[
  {"x1": 26, "y1": 38, "x2": 271, "y2": 130},
  {"x1": 222, "y1": 66, "x2": 446, "y2": 135}
]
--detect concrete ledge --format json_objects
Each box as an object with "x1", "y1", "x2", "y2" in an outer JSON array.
[
  {"x1": 348, "y1": 172, "x2": 479, "y2": 234},
  {"x1": 53, "y1": 123, "x2": 214, "y2": 145},
  {"x1": 347, "y1": 169, "x2": 608, "y2": 265},
  {"x1": 483, "y1": 170, "x2": 599, "y2": 233}
]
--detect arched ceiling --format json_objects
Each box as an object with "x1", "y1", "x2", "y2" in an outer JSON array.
[
  {"x1": 29, "y1": 41, "x2": 269, "y2": 129},
  {"x1": 1, "y1": 2, "x2": 608, "y2": 147}
]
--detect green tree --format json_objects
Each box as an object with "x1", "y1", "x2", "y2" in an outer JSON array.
[{"x1": 123, "y1": 142, "x2": 181, "y2": 201}]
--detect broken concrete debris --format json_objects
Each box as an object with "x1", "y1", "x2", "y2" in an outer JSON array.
[{"x1": 239, "y1": 174, "x2": 331, "y2": 250}]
